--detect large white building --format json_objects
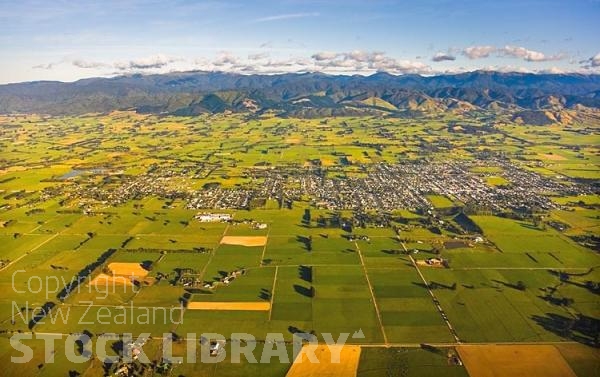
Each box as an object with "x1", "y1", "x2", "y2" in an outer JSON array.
[{"x1": 195, "y1": 213, "x2": 232, "y2": 222}]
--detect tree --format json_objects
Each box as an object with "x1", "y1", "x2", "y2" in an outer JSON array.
[
  {"x1": 302, "y1": 209, "x2": 311, "y2": 226},
  {"x1": 561, "y1": 298, "x2": 574, "y2": 307}
]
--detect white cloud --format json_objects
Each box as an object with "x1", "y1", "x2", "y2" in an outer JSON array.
[
  {"x1": 500, "y1": 45, "x2": 564, "y2": 62},
  {"x1": 312, "y1": 51, "x2": 340, "y2": 61},
  {"x1": 345, "y1": 50, "x2": 386, "y2": 63},
  {"x1": 463, "y1": 46, "x2": 496, "y2": 59},
  {"x1": 378, "y1": 59, "x2": 431, "y2": 74},
  {"x1": 591, "y1": 52, "x2": 600, "y2": 67},
  {"x1": 462, "y1": 45, "x2": 565, "y2": 62},
  {"x1": 540, "y1": 66, "x2": 565, "y2": 74},
  {"x1": 212, "y1": 52, "x2": 239, "y2": 66}
]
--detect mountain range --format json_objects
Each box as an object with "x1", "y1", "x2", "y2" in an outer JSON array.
[{"x1": 1, "y1": 71, "x2": 600, "y2": 123}]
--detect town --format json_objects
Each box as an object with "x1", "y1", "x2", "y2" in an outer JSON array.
[{"x1": 50, "y1": 158, "x2": 592, "y2": 213}]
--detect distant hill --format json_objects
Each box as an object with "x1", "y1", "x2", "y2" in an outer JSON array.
[{"x1": 1, "y1": 71, "x2": 600, "y2": 119}]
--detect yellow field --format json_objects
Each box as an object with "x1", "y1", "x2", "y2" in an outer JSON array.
[
  {"x1": 187, "y1": 301, "x2": 271, "y2": 311},
  {"x1": 320, "y1": 158, "x2": 335, "y2": 166},
  {"x1": 89, "y1": 273, "x2": 133, "y2": 286},
  {"x1": 457, "y1": 345, "x2": 577, "y2": 377},
  {"x1": 220, "y1": 236, "x2": 268, "y2": 247},
  {"x1": 286, "y1": 345, "x2": 361, "y2": 377},
  {"x1": 107, "y1": 262, "x2": 149, "y2": 278}
]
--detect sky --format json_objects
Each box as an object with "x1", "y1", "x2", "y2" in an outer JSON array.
[{"x1": 0, "y1": 0, "x2": 599, "y2": 84}]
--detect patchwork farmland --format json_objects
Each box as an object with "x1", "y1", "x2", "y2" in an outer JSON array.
[{"x1": 0, "y1": 112, "x2": 598, "y2": 376}]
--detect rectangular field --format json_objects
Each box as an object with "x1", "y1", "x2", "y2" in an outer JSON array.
[
  {"x1": 187, "y1": 301, "x2": 271, "y2": 311},
  {"x1": 286, "y1": 345, "x2": 361, "y2": 377},
  {"x1": 457, "y1": 345, "x2": 577, "y2": 377}
]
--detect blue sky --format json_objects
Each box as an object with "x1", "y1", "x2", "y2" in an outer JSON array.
[{"x1": 0, "y1": 0, "x2": 599, "y2": 83}]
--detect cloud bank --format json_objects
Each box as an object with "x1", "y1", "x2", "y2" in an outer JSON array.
[
  {"x1": 462, "y1": 45, "x2": 565, "y2": 62},
  {"x1": 499, "y1": 45, "x2": 564, "y2": 62},
  {"x1": 30, "y1": 46, "x2": 599, "y2": 77}
]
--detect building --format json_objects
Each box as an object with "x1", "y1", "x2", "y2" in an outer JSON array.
[{"x1": 195, "y1": 213, "x2": 232, "y2": 222}]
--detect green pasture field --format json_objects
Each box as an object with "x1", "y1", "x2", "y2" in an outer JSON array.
[
  {"x1": 471, "y1": 216, "x2": 592, "y2": 251},
  {"x1": 359, "y1": 236, "x2": 413, "y2": 268},
  {"x1": 0, "y1": 336, "x2": 95, "y2": 377},
  {"x1": 469, "y1": 166, "x2": 503, "y2": 174},
  {"x1": 310, "y1": 265, "x2": 383, "y2": 343},
  {"x1": 357, "y1": 347, "x2": 468, "y2": 377},
  {"x1": 166, "y1": 341, "x2": 294, "y2": 377},
  {"x1": 549, "y1": 209, "x2": 600, "y2": 236},
  {"x1": 485, "y1": 175, "x2": 510, "y2": 186},
  {"x1": 420, "y1": 267, "x2": 599, "y2": 343},
  {"x1": 555, "y1": 343, "x2": 600, "y2": 377},
  {"x1": 203, "y1": 245, "x2": 264, "y2": 281},
  {"x1": 196, "y1": 266, "x2": 275, "y2": 303},
  {"x1": 426, "y1": 195, "x2": 455, "y2": 209},
  {"x1": 224, "y1": 223, "x2": 269, "y2": 237},
  {"x1": 551, "y1": 195, "x2": 600, "y2": 206},
  {"x1": 367, "y1": 267, "x2": 454, "y2": 343}
]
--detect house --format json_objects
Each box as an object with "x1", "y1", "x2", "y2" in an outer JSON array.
[
  {"x1": 132, "y1": 347, "x2": 141, "y2": 360},
  {"x1": 209, "y1": 340, "x2": 226, "y2": 356},
  {"x1": 426, "y1": 257, "x2": 444, "y2": 266}
]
